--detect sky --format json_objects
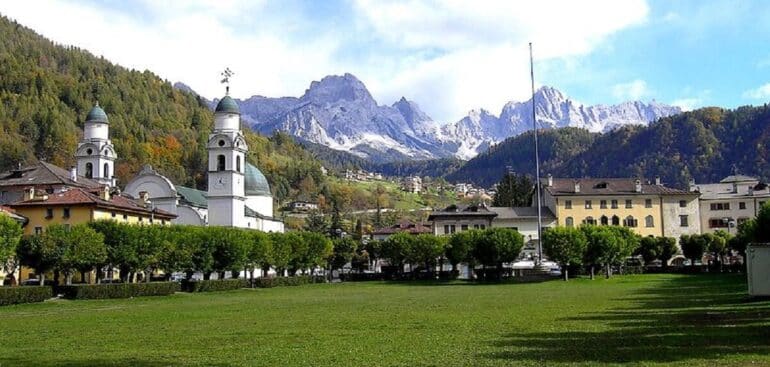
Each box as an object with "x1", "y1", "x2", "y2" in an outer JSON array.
[{"x1": 1, "y1": 0, "x2": 769, "y2": 122}]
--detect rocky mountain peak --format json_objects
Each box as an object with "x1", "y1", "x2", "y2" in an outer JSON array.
[{"x1": 302, "y1": 73, "x2": 375, "y2": 106}]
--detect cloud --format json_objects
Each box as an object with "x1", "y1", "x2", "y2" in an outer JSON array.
[
  {"x1": 671, "y1": 98, "x2": 701, "y2": 111},
  {"x1": 743, "y1": 83, "x2": 770, "y2": 100},
  {"x1": 611, "y1": 79, "x2": 650, "y2": 101}
]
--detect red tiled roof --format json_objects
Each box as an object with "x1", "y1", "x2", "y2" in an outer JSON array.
[
  {"x1": 10, "y1": 187, "x2": 176, "y2": 219},
  {"x1": 0, "y1": 161, "x2": 102, "y2": 190}
]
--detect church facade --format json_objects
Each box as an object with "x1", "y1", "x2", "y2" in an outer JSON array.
[{"x1": 123, "y1": 94, "x2": 284, "y2": 232}]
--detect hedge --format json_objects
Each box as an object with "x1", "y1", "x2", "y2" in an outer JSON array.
[
  {"x1": 57, "y1": 282, "x2": 180, "y2": 300},
  {"x1": 181, "y1": 279, "x2": 248, "y2": 292},
  {"x1": 0, "y1": 286, "x2": 53, "y2": 306},
  {"x1": 252, "y1": 276, "x2": 323, "y2": 288}
]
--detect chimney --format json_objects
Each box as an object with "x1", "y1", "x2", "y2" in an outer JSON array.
[
  {"x1": 24, "y1": 187, "x2": 35, "y2": 201},
  {"x1": 574, "y1": 180, "x2": 581, "y2": 193},
  {"x1": 655, "y1": 176, "x2": 661, "y2": 186},
  {"x1": 689, "y1": 178, "x2": 697, "y2": 192},
  {"x1": 635, "y1": 179, "x2": 642, "y2": 193},
  {"x1": 732, "y1": 182, "x2": 738, "y2": 194},
  {"x1": 100, "y1": 186, "x2": 111, "y2": 201},
  {"x1": 138, "y1": 191, "x2": 150, "y2": 207},
  {"x1": 70, "y1": 166, "x2": 77, "y2": 182},
  {"x1": 547, "y1": 174, "x2": 553, "y2": 187}
]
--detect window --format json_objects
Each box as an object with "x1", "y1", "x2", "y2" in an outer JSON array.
[
  {"x1": 217, "y1": 155, "x2": 226, "y2": 171},
  {"x1": 738, "y1": 217, "x2": 749, "y2": 225},
  {"x1": 161, "y1": 220, "x2": 166, "y2": 225},
  {"x1": 680, "y1": 215, "x2": 689, "y2": 227},
  {"x1": 611, "y1": 200, "x2": 618, "y2": 209},
  {"x1": 584, "y1": 216, "x2": 596, "y2": 225},
  {"x1": 478, "y1": 224, "x2": 485, "y2": 230},
  {"x1": 565, "y1": 217, "x2": 574, "y2": 227},
  {"x1": 85, "y1": 162, "x2": 93, "y2": 179},
  {"x1": 34, "y1": 227, "x2": 42, "y2": 235},
  {"x1": 623, "y1": 216, "x2": 638, "y2": 227},
  {"x1": 138, "y1": 216, "x2": 143, "y2": 222},
  {"x1": 679, "y1": 200, "x2": 687, "y2": 208},
  {"x1": 565, "y1": 200, "x2": 572, "y2": 209},
  {"x1": 236, "y1": 156, "x2": 241, "y2": 173},
  {"x1": 645, "y1": 199, "x2": 653, "y2": 208},
  {"x1": 709, "y1": 219, "x2": 727, "y2": 228},
  {"x1": 218, "y1": 139, "x2": 225, "y2": 147},
  {"x1": 63, "y1": 207, "x2": 70, "y2": 219},
  {"x1": 450, "y1": 225, "x2": 457, "y2": 233},
  {"x1": 600, "y1": 200, "x2": 607, "y2": 209},
  {"x1": 444, "y1": 225, "x2": 450, "y2": 234},
  {"x1": 710, "y1": 202, "x2": 731, "y2": 211},
  {"x1": 585, "y1": 200, "x2": 592, "y2": 209},
  {"x1": 123, "y1": 214, "x2": 128, "y2": 221},
  {"x1": 104, "y1": 163, "x2": 110, "y2": 179},
  {"x1": 612, "y1": 215, "x2": 620, "y2": 226},
  {"x1": 45, "y1": 208, "x2": 53, "y2": 219},
  {"x1": 461, "y1": 224, "x2": 469, "y2": 231},
  {"x1": 739, "y1": 202, "x2": 746, "y2": 210},
  {"x1": 600, "y1": 215, "x2": 608, "y2": 225},
  {"x1": 473, "y1": 224, "x2": 480, "y2": 229},
  {"x1": 645, "y1": 215, "x2": 654, "y2": 228},
  {"x1": 625, "y1": 199, "x2": 633, "y2": 209},
  {"x1": 111, "y1": 212, "x2": 116, "y2": 218}
]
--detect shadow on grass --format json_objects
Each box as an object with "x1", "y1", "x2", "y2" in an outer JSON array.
[
  {"x1": 374, "y1": 276, "x2": 559, "y2": 287},
  {"x1": 484, "y1": 274, "x2": 770, "y2": 364},
  {"x1": 0, "y1": 357, "x2": 235, "y2": 367}
]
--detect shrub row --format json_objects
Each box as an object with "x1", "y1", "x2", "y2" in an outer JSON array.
[
  {"x1": 56, "y1": 282, "x2": 180, "y2": 300},
  {"x1": 0, "y1": 286, "x2": 52, "y2": 306},
  {"x1": 181, "y1": 279, "x2": 248, "y2": 293},
  {"x1": 252, "y1": 276, "x2": 323, "y2": 288}
]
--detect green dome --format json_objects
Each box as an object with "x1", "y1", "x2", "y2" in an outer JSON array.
[
  {"x1": 215, "y1": 95, "x2": 240, "y2": 114},
  {"x1": 245, "y1": 162, "x2": 271, "y2": 196},
  {"x1": 86, "y1": 104, "x2": 109, "y2": 123}
]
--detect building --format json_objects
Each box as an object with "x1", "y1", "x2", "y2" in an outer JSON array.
[
  {"x1": 690, "y1": 175, "x2": 770, "y2": 234},
  {"x1": 123, "y1": 95, "x2": 284, "y2": 232},
  {"x1": 289, "y1": 201, "x2": 319, "y2": 212},
  {"x1": 9, "y1": 186, "x2": 176, "y2": 236},
  {"x1": 75, "y1": 103, "x2": 117, "y2": 187},
  {"x1": 0, "y1": 206, "x2": 26, "y2": 285},
  {"x1": 428, "y1": 204, "x2": 497, "y2": 235},
  {"x1": 402, "y1": 176, "x2": 422, "y2": 194},
  {"x1": 489, "y1": 206, "x2": 557, "y2": 259},
  {"x1": 0, "y1": 161, "x2": 103, "y2": 206},
  {"x1": 371, "y1": 221, "x2": 432, "y2": 241},
  {"x1": 541, "y1": 175, "x2": 701, "y2": 239}
]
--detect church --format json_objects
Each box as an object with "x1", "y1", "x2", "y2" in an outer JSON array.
[
  {"x1": 0, "y1": 90, "x2": 283, "y2": 233},
  {"x1": 123, "y1": 94, "x2": 284, "y2": 232}
]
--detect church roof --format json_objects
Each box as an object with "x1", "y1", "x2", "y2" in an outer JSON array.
[
  {"x1": 86, "y1": 104, "x2": 109, "y2": 123},
  {"x1": 176, "y1": 185, "x2": 208, "y2": 208},
  {"x1": 215, "y1": 95, "x2": 240, "y2": 114},
  {"x1": 245, "y1": 163, "x2": 271, "y2": 196}
]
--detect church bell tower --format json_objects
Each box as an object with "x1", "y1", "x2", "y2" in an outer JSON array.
[{"x1": 76, "y1": 103, "x2": 116, "y2": 187}]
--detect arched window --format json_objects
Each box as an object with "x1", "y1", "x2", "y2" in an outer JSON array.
[
  {"x1": 584, "y1": 216, "x2": 595, "y2": 225},
  {"x1": 600, "y1": 215, "x2": 609, "y2": 226},
  {"x1": 217, "y1": 155, "x2": 226, "y2": 171},
  {"x1": 624, "y1": 215, "x2": 637, "y2": 227},
  {"x1": 611, "y1": 215, "x2": 620, "y2": 226},
  {"x1": 85, "y1": 163, "x2": 93, "y2": 179},
  {"x1": 236, "y1": 156, "x2": 241, "y2": 173},
  {"x1": 645, "y1": 215, "x2": 654, "y2": 228},
  {"x1": 103, "y1": 163, "x2": 110, "y2": 179},
  {"x1": 565, "y1": 217, "x2": 574, "y2": 227}
]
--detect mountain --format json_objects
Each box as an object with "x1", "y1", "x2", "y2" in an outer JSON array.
[
  {"x1": 448, "y1": 105, "x2": 770, "y2": 188},
  {"x1": 219, "y1": 76, "x2": 679, "y2": 162},
  {"x1": 0, "y1": 15, "x2": 327, "y2": 205}
]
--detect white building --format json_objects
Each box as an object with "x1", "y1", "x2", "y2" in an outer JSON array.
[
  {"x1": 124, "y1": 94, "x2": 283, "y2": 232},
  {"x1": 402, "y1": 176, "x2": 422, "y2": 193},
  {"x1": 75, "y1": 103, "x2": 117, "y2": 187},
  {"x1": 691, "y1": 175, "x2": 770, "y2": 234}
]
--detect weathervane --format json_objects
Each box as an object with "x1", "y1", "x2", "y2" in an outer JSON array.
[{"x1": 220, "y1": 67, "x2": 234, "y2": 95}]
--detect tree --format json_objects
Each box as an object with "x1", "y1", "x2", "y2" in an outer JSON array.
[
  {"x1": 409, "y1": 234, "x2": 446, "y2": 275},
  {"x1": 305, "y1": 210, "x2": 329, "y2": 234},
  {"x1": 381, "y1": 232, "x2": 413, "y2": 275},
  {"x1": 710, "y1": 231, "x2": 730, "y2": 272},
  {"x1": 89, "y1": 220, "x2": 137, "y2": 282},
  {"x1": 637, "y1": 236, "x2": 660, "y2": 265},
  {"x1": 363, "y1": 239, "x2": 382, "y2": 272},
  {"x1": 331, "y1": 237, "x2": 358, "y2": 272},
  {"x1": 657, "y1": 237, "x2": 678, "y2": 269},
  {"x1": 270, "y1": 232, "x2": 294, "y2": 276},
  {"x1": 211, "y1": 228, "x2": 249, "y2": 279},
  {"x1": 300, "y1": 231, "x2": 333, "y2": 276},
  {"x1": 542, "y1": 227, "x2": 587, "y2": 281},
  {"x1": 246, "y1": 231, "x2": 272, "y2": 279},
  {"x1": 17, "y1": 234, "x2": 55, "y2": 286},
  {"x1": 680, "y1": 234, "x2": 707, "y2": 269},
  {"x1": 0, "y1": 215, "x2": 23, "y2": 285},
  {"x1": 472, "y1": 228, "x2": 524, "y2": 280},
  {"x1": 65, "y1": 224, "x2": 107, "y2": 284},
  {"x1": 446, "y1": 230, "x2": 479, "y2": 275},
  {"x1": 581, "y1": 226, "x2": 619, "y2": 279},
  {"x1": 286, "y1": 232, "x2": 309, "y2": 276},
  {"x1": 492, "y1": 172, "x2": 534, "y2": 207}
]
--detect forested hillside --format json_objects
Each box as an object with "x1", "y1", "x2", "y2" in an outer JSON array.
[
  {"x1": 449, "y1": 106, "x2": 770, "y2": 188},
  {"x1": 0, "y1": 15, "x2": 324, "y2": 200}
]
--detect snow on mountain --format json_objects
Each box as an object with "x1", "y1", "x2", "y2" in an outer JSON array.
[{"x1": 194, "y1": 75, "x2": 680, "y2": 162}]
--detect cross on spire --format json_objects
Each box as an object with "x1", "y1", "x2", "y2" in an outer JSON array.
[{"x1": 220, "y1": 67, "x2": 234, "y2": 95}]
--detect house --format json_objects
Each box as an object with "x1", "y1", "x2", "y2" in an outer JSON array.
[
  {"x1": 690, "y1": 175, "x2": 770, "y2": 234},
  {"x1": 541, "y1": 175, "x2": 701, "y2": 240},
  {"x1": 489, "y1": 206, "x2": 557, "y2": 259},
  {"x1": 371, "y1": 221, "x2": 433, "y2": 241},
  {"x1": 402, "y1": 176, "x2": 423, "y2": 194},
  {"x1": 0, "y1": 162, "x2": 102, "y2": 206},
  {"x1": 428, "y1": 204, "x2": 497, "y2": 235},
  {"x1": 289, "y1": 201, "x2": 319, "y2": 212}
]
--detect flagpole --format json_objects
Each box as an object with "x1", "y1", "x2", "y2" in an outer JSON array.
[{"x1": 530, "y1": 42, "x2": 544, "y2": 267}]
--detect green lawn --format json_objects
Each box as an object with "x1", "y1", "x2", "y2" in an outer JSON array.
[{"x1": 1, "y1": 274, "x2": 769, "y2": 366}]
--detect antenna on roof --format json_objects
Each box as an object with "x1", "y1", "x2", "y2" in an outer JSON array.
[{"x1": 220, "y1": 67, "x2": 234, "y2": 95}]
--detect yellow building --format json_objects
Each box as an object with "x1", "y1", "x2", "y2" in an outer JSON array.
[
  {"x1": 9, "y1": 186, "x2": 175, "y2": 284},
  {"x1": 542, "y1": 176, "x2": 701, "y2": 239}
]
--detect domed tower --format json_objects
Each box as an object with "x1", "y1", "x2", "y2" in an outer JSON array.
[
  {"x1": 207, "y1": 94, "x2": 248, "y2": 227},
  {"x1": 76, "y1": 103, "x2": 116, "y2": 187},
  {"x1": 244, "y1": 162, "x2": 273, "y2": 218}
]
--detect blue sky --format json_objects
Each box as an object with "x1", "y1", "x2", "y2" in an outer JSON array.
[{"x1": 1, "y1": 0, "x2": 769, "y2": 122}]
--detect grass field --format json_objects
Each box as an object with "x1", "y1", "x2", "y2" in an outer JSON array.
[{"x1": 1, "y1": 274, "x2": 768, "y2": 366}]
